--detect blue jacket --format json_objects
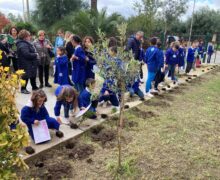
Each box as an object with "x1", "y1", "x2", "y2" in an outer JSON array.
[
  {"x1": 54, "y1": 85, "x2": 73, "y2": 116},
  {"x1": 72, "y1": 46, "x2": 86, "y2": 84},
  {"x1": 54, "y1": 36, "x2": 64, "y2": 54},
  {"x1": 145, "y1": 46, "x2": 160, "y2": 72},
  {"x1": 100, "y1": 79, "x2": 115, "y2": 95},
  {"x1": 126, "y1": 35, "x2": 141, "y2": 60},
  {"x1": 187, "y1": 47, "x2": 196, "y2": 63},
  {"x1": 78, "y1": 88, "x2": 91, "y2": 108},
  {"x1": 198, "y1": 44, "x2": 205, "y2": 56},
  {"x1": 178, "y1": 47, "x2": 185, "y2": 66},
  {"x1": 85, "y1": 51, "x2": 96, "y2": 79},
  {"x1": 208, "y1": 45, "x2": 214, "y2": 55},
  {"x1": 165, "y1": 48, "x2": 179, "y2": 65},
  {"x1": 54, "y1": 55, "x2": 69, "y2": 85},
  {"x1": 127, "y1": 79, "x2": 141, "y2": 92}
]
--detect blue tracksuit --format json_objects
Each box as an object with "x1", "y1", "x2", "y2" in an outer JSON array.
[
  {"x1": 99, "y1": 79, "x2": 119, "y2": 107},
  {"x1": 72, "y1": 45, "x2": 86, "y2": 92},
  {"x1": 21, "y1": 102, "x2": 60, "y2": 140},
  {"x1": 127, "y1": 79, "x2": 144, "y2": 99},
  {"x1": 178, "y1": 47, "x2": 185, "y2": 67},
  {"x1": 165, "y1": 48, "x2": 179, "y2": 65},
  {"x1": 78, "y1": 88, "x2": 96, "y2": 112},
  {"x1": 85, "y1": 51, "x2": 96, "y2": 79},
  {"x1": 208, "y1": 45, "x2": 214, "y2": 55},
  {"x1": 54, "y1": 85, "x2": 74, "y2": 118},
  {"x1": 54, "y1": 55, "x2": 69, "y2": 85},
  {"x1": 165, "y1": 48, "x2": 179, "y2": 81},
  {"x1": 139, "y1": 48, "x2": 145, "y2": 62},
  {"x1": 187, "y1": 47, "x2": 196, "y2": 63},
  {"x1": 198, "y1": 44, "x2": 205, "y2": 59},
  {"x1": 144, "y1": 46, "x2": 160, "y2": 72}
]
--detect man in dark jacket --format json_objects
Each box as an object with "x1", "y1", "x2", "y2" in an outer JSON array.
[
  {"x1": 126, "y1": 31, "x2": 144, "y2": 80},
  {"x1": 16, "y1": 29, "x2": 39, "y2": 94}
]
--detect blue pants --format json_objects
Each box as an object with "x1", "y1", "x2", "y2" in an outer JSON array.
[
  {"x1": 168, "y1": 64, "x2": 177, "y2": 81},
  {"x1": 128, "y1": 87, "x2": 144, "y2": 99},
  {"x1": 207, "y1": 54, "x2": 212, "y2": 63},
  {"x1": 28, "y1": 117, "x2": 60, "y2": 140},
  {"x1": 99, "y1": 94, "x2": 119, "y2": 106},
  {"x1": 63, "y1": 102, "x2": 73, "y2": 118},
  {"x1": 146, "y1": 71, "x2": 156, "y2": 93},
  {"x1": 74, "y1": 83, "x2": 84, "y2": 93}
]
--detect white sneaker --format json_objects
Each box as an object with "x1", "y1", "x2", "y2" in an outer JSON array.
[
  {"x1": 150, "y1": 89, "x2": 159, "y2": 93},
  {"x1": 145, "y1": 92, "x2": 154, "y2": 98}
]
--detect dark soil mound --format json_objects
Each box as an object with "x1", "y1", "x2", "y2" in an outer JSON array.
[
  {"x1": 91, "y1": 129, "x2": 116, "y2": 145},
  {"x1": 131, "y1": 107, "x2": 157, "y2": 119},
  {"x1": 68, "y1": 144, "x2": 95, "y2": 160}
]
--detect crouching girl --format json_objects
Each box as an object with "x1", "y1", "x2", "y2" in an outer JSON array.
[
  {"x1": 20, "y1": 90, "x2": 63, "y2": 141},
  {"x1": 54, "y1": 85, "x2": 78, "y2": 122}
]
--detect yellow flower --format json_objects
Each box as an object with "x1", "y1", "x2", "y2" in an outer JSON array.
[
  {"x1": 4, "y1": 67, "x2": 9, "y2": 72},
  {"x1": 16, "y1": 70, "x2": 25, "y2": 75},
  {"x1": 12, "y1": 74, "x2": 18, "y2": 81},
  {"x1": 0, "y1": 55, "x2": 2, "y2": 60},
  {"x1": 20, "y1": 79, "x2": 26, "y2": 87}
]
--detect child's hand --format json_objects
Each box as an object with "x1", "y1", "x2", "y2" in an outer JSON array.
[
  {"x1": 86, "y1": 56, "x2": 89, "y2": 61},
  {"x1": 104, "y1": 91, "x2": 109, "y2": 96},
  {"x1": 57, "y1": 117, "x2": 62, "y2": 124},
  {"x1": 71, "y1": 55, "x2": 78, "y2": 61},
  {"x1": 46, "y1": 45, "x2": 51, "y2": 49},
  {"x1": 81, "y1": 107, "x2": 86, "y2": 110},
  {"x1": 34, "y1": 120, "x2": 39, "y2": 126}
]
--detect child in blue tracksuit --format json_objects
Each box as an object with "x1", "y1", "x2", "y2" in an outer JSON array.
[
  {"x1": 54, "y1": 85, "x2": 78, "y2": 122},
  {"x1": 127, "y1": 78, "x2": 144, "y2": 100},
  {"x1": 154, "y1": 41, "x2": 165, "y2": 90},
  {"x1": 54, "y1": 47, "x2": 69, "y2": 85},
  {"x1": 165, "y1": 42, "x2": 179, "y2": 83},
  {"x1": 207, "y1": 42, "x2": 214, "y2": 64},
  {"x1": 21, "y1": 90, "x2": 63, "y2": 141},
  {"x1": 83, "y1": 36, "x2": 97, "y2": 80},
  {"x1": 178, "y1": 42, "x2": 186, "y2": 71},
  {"x1": 71, "y1": 35, "x2": 86, "y2": 93},
  {"x1": 78, "y1": 78, "x2": 98, "y2": 119},
  {"x1": 99, "y1": 79, "x2": 119, "y2": 108},
  {"x1": 144, "y1": 37, "x2": 160, "y2": 97},
  {"x1": 198, "y1": 40, "x2": 205, "y2": 63},
  {"x1": 185, "y1": 41, "x2": 198, "y2": 74}
]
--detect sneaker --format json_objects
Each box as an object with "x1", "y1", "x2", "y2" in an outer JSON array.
[
  {"x1": 45, "y1": 83, "x2": 52, "y2": 88},
  {"x1": 150, "y1": 89, "x2": 159, "y2": 93},
  {"x1": 32, "y1": 87, "x2": 39, "y2": 91},
  {"x1": 21, "y1": 89, "x2": 30, "y2": 94},
  {"x1": 39, "y1": 84, "x2": 44, "y2": 89},
  {"x1": 56, "y1": 130, "x2": 64, "y2": 138},
  {"x1": 145, "y1": 92, "x2": 154, "y2": 98}
]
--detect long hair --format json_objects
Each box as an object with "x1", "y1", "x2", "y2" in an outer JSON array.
[
  {"x1": 31, "y1": 90, "x2": 47, "y2": 111},
  {"x1": 82, "y1": 36, "x2": 94, "y2": 50},
  {"x1": 57, "y1": 86, "x2": 78, "y2": 111}
]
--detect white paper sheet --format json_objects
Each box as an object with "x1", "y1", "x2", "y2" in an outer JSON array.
[
  {"x1": 75, "y1": 104, "x2": 92, "y2": 118},
  {"x1": 32, "y1": 120, "x2": 51, "y2": 144}
]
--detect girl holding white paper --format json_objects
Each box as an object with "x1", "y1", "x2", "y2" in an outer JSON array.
[{"x1": 21, "y1": 90, "x2": 64, "y2": 141}]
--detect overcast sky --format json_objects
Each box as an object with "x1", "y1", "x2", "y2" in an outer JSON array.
[{"x1": 0, "y1": 0, "x2": 219, "y2": 20}]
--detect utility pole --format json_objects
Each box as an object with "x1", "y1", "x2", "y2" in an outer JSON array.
[
  {"x1": 26, "y1": 0, "x2": 30, "y2": 21},
  {"x1": 22, "y1": 0, "x2": 26, "y2": 21},
  {"x1": 188, "y1": 0, "x2": 196, "y2": 46}
]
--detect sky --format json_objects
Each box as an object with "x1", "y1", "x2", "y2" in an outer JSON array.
[{"x1": 0, "y1": 0, "x2": 219, "y2": 20}]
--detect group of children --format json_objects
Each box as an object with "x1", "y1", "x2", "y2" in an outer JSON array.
[{"x1": 3, "y1": 30, "x2": 213, "y2": 144}]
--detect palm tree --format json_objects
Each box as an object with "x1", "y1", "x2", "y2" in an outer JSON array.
[{"x1": 91, "y1": 0, "x2": 97, "y2": 11}]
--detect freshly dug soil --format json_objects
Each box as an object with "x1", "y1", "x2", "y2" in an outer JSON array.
[
  {"x1": 68, "y1": 143, "x2": 95, "y2": 160},
  {"x1": 145, "y1": 100, "x2": 171, "y2": 107},
  {"x1": 131, "y1": 107, "x2": 157, "y2": 119}
]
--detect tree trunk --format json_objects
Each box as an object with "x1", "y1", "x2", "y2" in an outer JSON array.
[
  {"x1": 117, "y1": 92, "x2": 125, "y2": 170},
  {"x1": 91, "y1": 0, "x2": 98, "y2": 11}
]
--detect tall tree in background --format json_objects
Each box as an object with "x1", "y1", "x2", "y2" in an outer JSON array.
[
  {"x1": 32, "y1": 0, "x2": 88, "y2": 28},
  {"x1": 91, "y1": 0, "x2": 98, "y2": 11},
  {"x1": 159, "y1": 0, "x2": 188, "y2": 39}
]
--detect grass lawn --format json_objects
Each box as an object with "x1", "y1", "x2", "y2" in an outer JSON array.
[{"x1": 18, "y1": 68, "x2": 220, "y2": 179}]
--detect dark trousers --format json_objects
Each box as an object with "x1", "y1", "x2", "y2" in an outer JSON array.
[
  {"x1": 185, "y1": 62, "x2": 193, "y2": 73},
  {"x1": 140, "y1": 63, "x2": 143, "y2": 79},
  {"x1": 154, "y1": 69, "x2": 165, "y2": 90},
  {"x1": 21, "y1": 77, "x2": 37, "y2": 90},
  {"x1": 8, "y1": 57, "x2": 18, "y2": 71},
  {"x1": 38, "y1": 65, "x2": 49, "y2": 85},
  {"x1": 207, "y1": 54, "x2": 212, "y2": 63},
  {"x1": 99, "y1": 94, "x2": 119, "y2": 107}
]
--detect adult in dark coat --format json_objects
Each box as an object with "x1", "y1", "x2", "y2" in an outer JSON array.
[
  {"x1": 16, "y1": 29, "x2": 39, "y2": 94},
  {"x1": 126, "y1": 31, "x2": 144, "y2": 80}
]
